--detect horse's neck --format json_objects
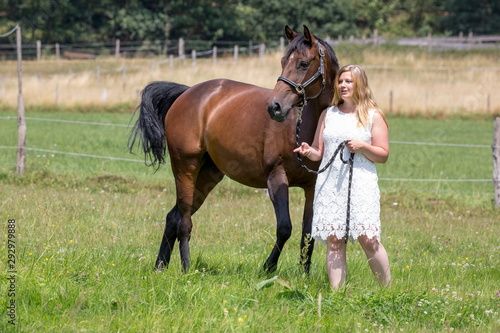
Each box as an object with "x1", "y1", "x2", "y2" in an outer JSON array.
[
  {"x1": 306, "y1": 86, "x2": 332, "y2": 121},
  {"x1": 299, "y1": 97, "x2": 326, "y2": 141}
]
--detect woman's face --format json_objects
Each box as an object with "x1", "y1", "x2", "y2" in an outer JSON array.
[{"x1": 338, "y1": 71, "x2": 355, "y2": 101}]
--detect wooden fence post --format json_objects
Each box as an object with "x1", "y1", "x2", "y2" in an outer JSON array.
[
  {"x1": 280, "y1": 37, "x2": 284, "y2": 54},
  {"x1": 179, "y1": 38, "x2": 185, "y2": 60},
  {"x1": 115, "y1": 39, "x2": 120, "y2": 58},
  {"x1": 16, "y1": 25, "x2": 26, "y2": 176},
  {"x1": 192, "y1": 49, "x2": 196, "y2": 67},
  {"x1": 212, "y1": 46, "x2": 217, "y2": 65},
  {"x1": 36, "y1": 40, "x2": 41, "y2": 61},
  {"x1": 234, "y1": 45, "x2": 238, "y2": 62},
  {"x1": 249, "y1": 40, "x2": 253, "y2": 57},
  {"x1": 169, "y1": 54, "x2": 174, "y2": 69},
  {"x1": 425, "y1": 90, "x2": 429, "y2": 114},
  {"x1": 493, "y1": 117, "x2": 500, "y2": 207},
  {"x1": 389, "y1": 90, "x2": 393, "y2": 113},
  {"x1": 55, "y1": 43, "x2": 60, "y2": 67},
  {"x1": 122, "y1": 65, "x2": 126, "y2": 88},
  {"x1": 259, "y1": 43, "x2": 265, "y2": 59},
  {"x1": 102, "y1": 88, "x2": 107, "y2": 106}
]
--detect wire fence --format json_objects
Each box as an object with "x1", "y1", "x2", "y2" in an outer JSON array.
[
  {"x1": 0, "y1": 38, "x2": 278, "y2": 61},
  {"x1": 1, "y1": 33, "x2": 499, "y2": 61},
  {"x1": 0, "y1": 115, "x2": 494, "y2": 183}
]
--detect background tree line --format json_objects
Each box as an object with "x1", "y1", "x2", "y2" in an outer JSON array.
[{"x1": 1, "y1": 0, "x2": 499, "y2": 44}]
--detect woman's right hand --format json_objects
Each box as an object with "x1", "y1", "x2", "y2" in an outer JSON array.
[{"x1": 293, "y1": 142, "x2": 313, "y2": 158}]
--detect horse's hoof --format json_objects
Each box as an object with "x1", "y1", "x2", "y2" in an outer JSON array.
[
  {"x1": 263, "y1": 262, "x2": 277, "y2": 273},
  {"x1": 155, "y1": 260, "x2": 165, "y2": 273}
]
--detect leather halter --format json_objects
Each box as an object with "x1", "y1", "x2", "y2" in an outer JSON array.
[{"x1": 277, "y1": 40, "x2": 326, "y2": 108}]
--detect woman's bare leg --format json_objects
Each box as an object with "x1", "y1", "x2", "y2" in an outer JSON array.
[
  {"x1": 358, "y1": 235, "x2": 391, "y2": 287},
  {"x1": 326, "y1": 235, "x2": 347, "y2": 289}
]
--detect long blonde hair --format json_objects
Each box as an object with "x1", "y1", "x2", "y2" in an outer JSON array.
[{"x1": 331, "y1": 64, "x2": 387, "y2": 128}]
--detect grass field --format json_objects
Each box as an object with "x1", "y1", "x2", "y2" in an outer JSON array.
[
  {"x1": 0, "y1": 109, "x2": 499, "y2": 331},
  {"x1": 1, "y1": 45, "x2": 500, "y2": 331},
  {"x1": 0, "y1": 44, "x2": 500, "y2": 115}
]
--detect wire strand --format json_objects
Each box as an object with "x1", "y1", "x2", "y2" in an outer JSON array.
[{"x1": 0, "y1": 25, "x2": 19, "y2": 38}]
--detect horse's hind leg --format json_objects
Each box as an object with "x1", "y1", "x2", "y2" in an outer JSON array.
[
  {"x1": 157, "y1": 155, "x2": 224, "y2": 273},
  {"x1": 264, "y1": 167, "x2": 292, "y2": 272},
  {"x1": 155, "y1": 206, "x2": 181, "y2": 270},
  {"x1": 191, "y1": 157, "x2": 224, "y2": 214}
]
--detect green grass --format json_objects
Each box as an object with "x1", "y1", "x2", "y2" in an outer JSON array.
[{"x1": 0, "y1": 110, "x2": 499, "y2": 331}]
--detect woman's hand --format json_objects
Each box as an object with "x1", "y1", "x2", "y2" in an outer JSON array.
[
  {"x1": 345, "y1": 112, "x2": 389, "y2": 163},
  {"x1": 294, "y1": 142, "x2": 313, "y2": 157},
  {"x1": 293, "y1": 142, "x2": 322, "y2": 161},
  {"x1": 344, "y1": 139, "x2": 366, "y2": 154},
  {"x1": 292, "y1": 108, "x2": 328, "y2": 162}
]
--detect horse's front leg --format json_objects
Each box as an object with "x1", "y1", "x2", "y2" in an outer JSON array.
[
  {"x1": 300, "y1": 186, "x2": 315, "y2": 273},
  {"x1": 263, "y1": 168, "x2": 292, "y2": 272}
]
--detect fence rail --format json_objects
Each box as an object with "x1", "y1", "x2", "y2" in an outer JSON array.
[
  {"x1": 0, "y1": 115, "x2": 496, "y2": 185},
  {"x1": 1, "y1": 33, "x2": 500, "y2": 61}
]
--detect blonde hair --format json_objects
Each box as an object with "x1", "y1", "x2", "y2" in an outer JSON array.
[{"x1": 331, "y1": 64, "x2": 387, "y2": 128}]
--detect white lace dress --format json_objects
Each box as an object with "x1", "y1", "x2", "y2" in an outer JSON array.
[{"x1": 312, "y1": 106, "x2": 381, "y2": 244}]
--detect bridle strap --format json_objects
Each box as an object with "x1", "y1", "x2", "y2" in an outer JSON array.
[{"x1": 277, "y1": 41, "x2": 326, "y2": 108}]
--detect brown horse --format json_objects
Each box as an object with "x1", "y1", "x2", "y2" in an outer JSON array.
[{"x1": 129, "y1": 25, "x2": 339, "y2": 273}]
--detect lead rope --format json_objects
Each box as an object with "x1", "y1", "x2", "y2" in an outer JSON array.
[{"x1": 295, "y1": 113, "x2": 354, "y2": 243}]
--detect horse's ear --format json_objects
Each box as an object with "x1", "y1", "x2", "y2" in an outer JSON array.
[
  {"x1": 285, "y1": 25, "x2": 297, "y2": 42},
  {"x1": 304, "y1": 25, "x2": 316, "y2": 45},
  {"x1": 303, "y1": 25, "x2": 313, "y2": 45}
]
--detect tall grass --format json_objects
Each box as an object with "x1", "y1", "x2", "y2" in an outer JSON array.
[
  {"x1": 1, "y1": 171, "x2": 499, "y2": 331},
  {"x1": 0, "y1": 44, "x2": 499, "y2": 115},
  {"x1": 0, "y1": 111, "x2": 499, "y2": 331}
]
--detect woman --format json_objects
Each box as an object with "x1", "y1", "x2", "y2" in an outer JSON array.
[{"x1": 294, "y1": 64, "x2": 391, "y2": 289}]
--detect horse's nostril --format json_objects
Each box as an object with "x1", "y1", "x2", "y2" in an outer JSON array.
[
  {"x1": 273, "y1": 102, "x2": 282, "y2": 114},
  {"x1": 267, "y1": 101, "x2": 282, "y2": 115}
]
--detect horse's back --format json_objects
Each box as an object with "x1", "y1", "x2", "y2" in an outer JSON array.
[{"x1": 165, "y1": 79, "x2": 293, "y2": 187}]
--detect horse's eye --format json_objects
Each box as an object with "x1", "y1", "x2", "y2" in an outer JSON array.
[{"x1": 299, "y1": 61, "x2": 309, "y2": 70}]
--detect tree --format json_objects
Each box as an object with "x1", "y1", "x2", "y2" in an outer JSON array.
[
  {"x1": 0, "y1": 0, "x2": 167, "y2": 43},
  {"x1": 441, "y1": 0, "x2": 500, "y2": 35}
]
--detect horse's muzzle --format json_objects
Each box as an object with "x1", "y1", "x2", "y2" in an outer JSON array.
[{"x1": 266, "y1": 100, "x2": 289, "y2": 122}]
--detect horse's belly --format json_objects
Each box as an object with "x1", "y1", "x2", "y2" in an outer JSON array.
[{"x1": 207, "y1": 145, "x2": 268, "y2": 188}]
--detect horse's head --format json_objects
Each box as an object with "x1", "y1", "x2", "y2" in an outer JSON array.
[{"x1": 266, "y1": 25, "x2": 338, "y2": 122}]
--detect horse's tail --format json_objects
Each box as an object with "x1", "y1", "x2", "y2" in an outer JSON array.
[{"x1": 128, "y1": 81, "x2": 190, "y2": 168}]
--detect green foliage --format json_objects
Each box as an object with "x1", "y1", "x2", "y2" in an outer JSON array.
[
  {"x1": 1, "y1": 0, "x2": 167, "y2": 43},
  {"x1": 442, "y1": 0, "x2": 500, "y2": 35},
  {"x1": 1, "y1": 0, "x2": 499, "y2": 44}
]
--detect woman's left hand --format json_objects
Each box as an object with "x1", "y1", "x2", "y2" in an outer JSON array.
[{"x1": 345, "y1": 139, "x2": 365, "y2": 154}]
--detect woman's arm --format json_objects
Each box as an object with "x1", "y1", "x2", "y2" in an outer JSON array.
[
  {"x1": 345, "y1": 111, "x2": 389, "y2": 163},
  {"x1": 293, "y1": 109, "x2": 327, "y2": 161}
]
